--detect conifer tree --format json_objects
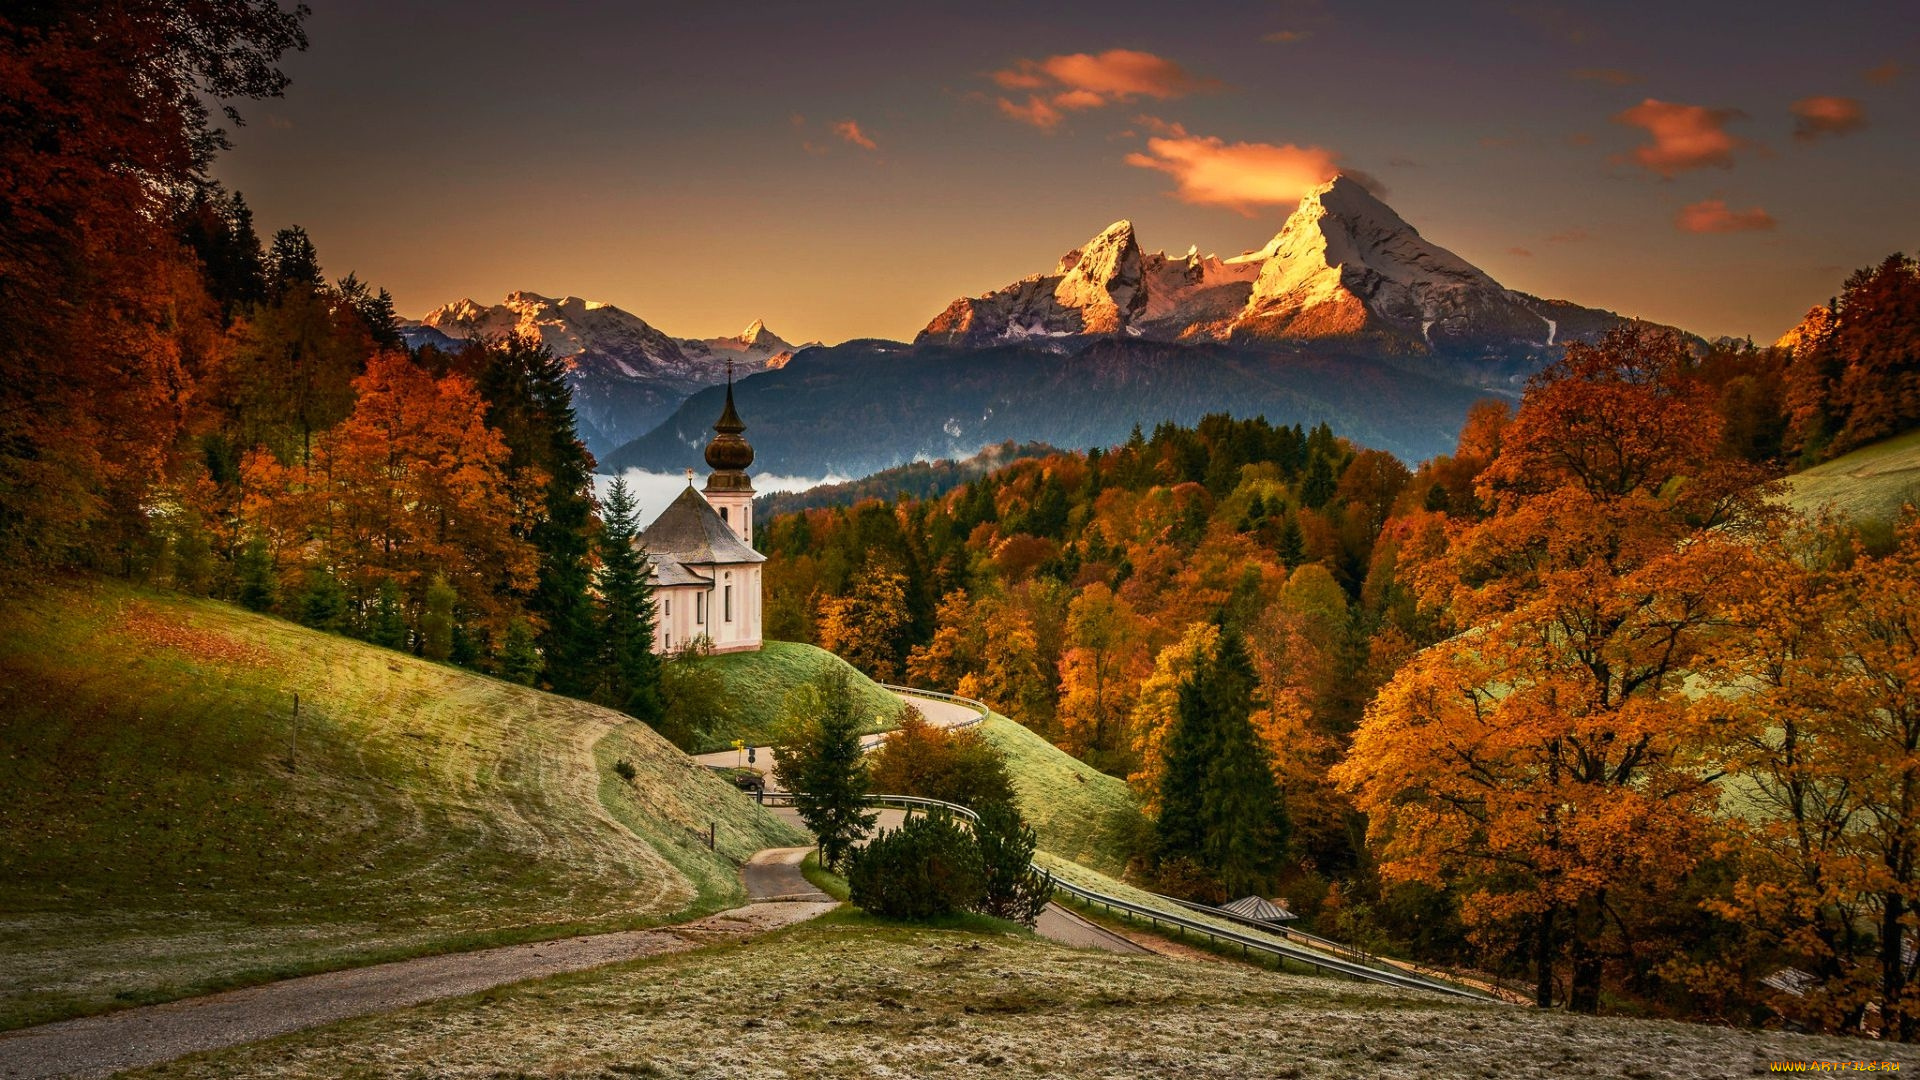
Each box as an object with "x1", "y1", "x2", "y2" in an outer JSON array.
[
  {"x1": 368, "y1": 578, "x2": 407, "y2": 649},
  {"x1": 422, "y1": 573, "x2": 457, "y2": 661},
  {"x1": 499, "y1": 619, "x2": 543, "y2": 686},
  {"x1": 1155, "y1": 626, "x2": 1289, "y2": 898},
  {"x1": 235, "y1": 535, "x2": 277, "y2": 612},
  {"x1": 973, "y1": 800, "x2": 1053, "y2": 926},
  {"x1": 596, "y1": 478, "x2": 663, "y2": 723},
  {"x1": 478, "y1": 333, "x2": 600, "y2": 696},
  {"x1": 773, "y1": 668, "x2": 877, "y2": 870}
]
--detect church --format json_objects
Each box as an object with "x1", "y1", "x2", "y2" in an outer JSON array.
[{"x1": 635, "y1": 375, "x2": 765, "y2": 655}]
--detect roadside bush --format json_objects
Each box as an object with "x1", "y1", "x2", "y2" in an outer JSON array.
[
  {"x1": 847, "y1": 811, "x2": 983, "y2": 920},
  {"x1": 868, "y1": 706, "x2": 1015, "y2": 810}
]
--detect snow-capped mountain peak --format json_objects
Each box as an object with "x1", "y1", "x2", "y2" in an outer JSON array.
[{"x1": 917, "y1": 174, "x2": 1634, "y2": 354}]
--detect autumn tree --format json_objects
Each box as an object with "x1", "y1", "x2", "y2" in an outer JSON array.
[
  {"x1": 868, "y1": 706, "x2": 1016, "y2": 810},
  {"x1": 1335, "y1": 326, "x2": 1777, "y2": 1012},
  {"x1": 817, "y1": 565, "x2": 912, "y2": 681},
  {"x1": 1055, "y1": 582, "x2": 1146, "y2": 772},
  {"x1": 300, "y1": 354, "x2": 539, "y2": 646},
  {"x1": 1127, "y1": 622, "x2": 1219, "y2": 811},
  {"x1": 1706, "y1": 516, "x2": 1920, "y2": 1038},
  {"x1": 0, "y1": 1, "x2": 306, "y2": 570}
]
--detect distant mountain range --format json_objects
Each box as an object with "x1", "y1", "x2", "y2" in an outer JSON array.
[
  {"x1": 398, "y1": 292, "x2": 802, "y2": 454},
  {"x1": 412, "y1": 177, "x2": 1684, "y2": 475}
]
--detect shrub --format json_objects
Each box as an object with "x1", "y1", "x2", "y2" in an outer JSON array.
[
  {"x1": 613, "y1": 758, "x2": 637, "y2": 783},
  {"x1": 868, "y1": 706, "x2": 1015, "y2": 810},
  {"x1": 847, "y1": 811, "x2": 983, "y2": 921},
  {"x1": 974, "y1": 801, "x2": 1052, "y2": 925}
]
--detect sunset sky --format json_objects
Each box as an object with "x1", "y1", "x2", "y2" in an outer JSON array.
[{"x1": 213, "y1": 0, "x2": 1918, "y2": 346}]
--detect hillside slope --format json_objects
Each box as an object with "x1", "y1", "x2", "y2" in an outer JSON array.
[
  {"x1": 0, "y1": 583, "x2": 803, "y2": 1030},
  {"x1": 1784, "y1": 428, "x2": 1920, "y2": 523},
  {"x1": 977, "y1": 714, "x2": 1142, "y2": 878},
  {"x1": 691, "y1": 640, "x2": 904, "y2": 752}
]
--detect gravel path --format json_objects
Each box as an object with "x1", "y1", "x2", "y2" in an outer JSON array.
[{"x1": 0, "y1": 881, "x2": 835, "y2": 1080}]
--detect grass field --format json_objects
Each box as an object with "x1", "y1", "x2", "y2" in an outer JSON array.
[
  {"x1": 976, "y1": 712, "x2": 1145, "y2": 878},
  {"x1": 690, "y1": 640, "x2": 903, "y2": 752},
  {"x1": 123, "y1": 913, "x2": 1880, "y2": 1079},
  {"x1": 0, "y1": 581, "x2": 803, "y2": 1030},
  {"x1": 1784, "y1": 428, "x2": 1920, "y2": 523}
]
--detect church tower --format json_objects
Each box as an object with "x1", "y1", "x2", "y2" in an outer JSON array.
[{"x1": 702, "y1": 363, "x2": 754, "y2": 544}]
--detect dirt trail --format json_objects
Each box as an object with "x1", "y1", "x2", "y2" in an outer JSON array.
[{"x1": 0, "y1": 886, "x2": 834, "y2": 1080}]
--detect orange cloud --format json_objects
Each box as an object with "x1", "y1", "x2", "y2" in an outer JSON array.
[
  {"x1": 833, "y1": 119, "x2": 878, "y2": 151},
  {"x1": 1547, "y1": 227, "x2": 1589, "y2": 244},
  {"x1": 989, "y1": 49, "x2": 1215, "y2": 128},
  {"x1": 1613, "y1": 98, "x2": 1748, "y2": 176},
  {"x1": 1676, "y1": 198, "x2": 1775, "y2": 234},
  {"x1": 1264, "y1": 30, "x2": 1311, "y2": 43},
  {"x1": 1865, "y1": 61, "x2": 1904, "y2": 86},
  {"x1": 1791, "y1": 95, "x2": 1866, "y2": 141},
  {"x1": 1507, "y1": 246, "x2": 1535, "y2": 257},
  {"x1": 997, "y1": 95, "x2": 1064, "y2": 131},
  {"x1": 1125, "y1": 134, "x2": 1345, "y2": 215}
]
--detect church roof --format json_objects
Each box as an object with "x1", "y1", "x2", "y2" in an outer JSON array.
[
  {"x1": 636, "y1": 484, "x2": 766, "y2": 566},
  {"x1": 646, "y1": 553, "x2": 711, "y2": 588}
]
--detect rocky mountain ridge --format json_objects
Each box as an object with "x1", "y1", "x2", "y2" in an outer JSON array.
[
  {"x1": 399, "y1": 291, "x2": 802, "y2": 454},
  {"x1": 916, "y1": 176, "x2": 1629, "y2": 354}
]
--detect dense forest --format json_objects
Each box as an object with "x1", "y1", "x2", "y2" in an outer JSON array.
[
  {"x1": 0, "y1": 3, "x2": 661, "y2": 718},
  {"x1": 758, "y1": 256, "x2": 1920, "y2": 1027}
]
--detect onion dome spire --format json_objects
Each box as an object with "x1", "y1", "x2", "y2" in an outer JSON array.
[{"x1": 703, "y1": 359, "x2": 754, "y2": 473}]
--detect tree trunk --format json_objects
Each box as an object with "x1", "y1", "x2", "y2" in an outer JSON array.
[
  {"x1": 1568, "y1": 890, "x2": 1607, "y2": 1014},
  {"x1": 1534, "y1": 905, "x2": 1557, "y2": 1009}
]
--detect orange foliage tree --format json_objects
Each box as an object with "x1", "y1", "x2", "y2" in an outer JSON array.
[
  {"x1": 1334, "y1": 326, "x2": 1778, "y2": 1011},
  {"x1": 1055, "y1": 583, "x2": 1147, "y2": 770},
  {"x1": 245, "y1": 353, "x2": 539, "y2": 643},
  {"x1": 1704, "y1": 515, "x2": 1920, "y2": 1038}
]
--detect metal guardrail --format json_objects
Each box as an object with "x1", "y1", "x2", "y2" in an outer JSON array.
[
  {"x1": 758, "y1": 788, "x2": 1506, "y2": 1004},
  {"x1": 878, "y1": 683, "x2": 990, "y2": 730}
]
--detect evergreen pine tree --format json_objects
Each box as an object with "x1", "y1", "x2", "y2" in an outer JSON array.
[
  {"x1": 1196, "y1": 631, "x2": 1288, "y2": 897},
  {"x1": 422, "y1": 573, "x2": 457, "y2": 660},
  {"x1": 266, "y1": 226, "x2": 324, "y2": 296},
  {"x1": 478, "y1": 333, "x2": 600, "y2": 696},
  {"x1": 235, "y1": 536, "x2": 277, "y2": 612},
  {"x1": 368, "y1": 578, "x2": 407, "y2": 649},
  {"x1": 597, "y1": 477, "x2": 664, "y2": 723},
  {"x1": 773, "y1": 668, "x2": 877, "y2": 870},
  {"x1": 1301, "y1": 454, "x2": 1338, "y2": 509},
  {"x1": 1277, "y1": 512, "x2": 1306, "y2": 568},
  {"x1": 500, "y1": 618, "x2": 543, "y2": 685},
  {"x1": 296, "y1": 565, "x2": 346, "y2": 632},
  {"x1": 974, "y1": 800, "x2": 1053, "y2": 925},
  {"x1": 1154, "y1": 626, "x2": 1289, "y2": 899}
]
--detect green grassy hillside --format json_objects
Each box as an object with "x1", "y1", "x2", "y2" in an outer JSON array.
[
  {"x1": 0, "y1": 582, "x2": 804, "y2": 1030},
  {"x1": 691, "y1": 640, "x2": 902, "y2": 752},
  {"x1": 977, "y1": 713, "x2": 1144, "y2": 878},
  {"x1": 1784, "y1": 428, "x2": 1920, "y2": 523},
  {"x1": 128, "y1": 912, "x2": 1872, "y2": 1079}
]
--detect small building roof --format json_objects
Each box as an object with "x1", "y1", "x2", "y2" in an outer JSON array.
[
  {"x1": 636, "y1": 484, "x2": 766, "y2": 567},
  {"x1": 1221, "y1": 895, "x2": 1298, "y2": 922},
  {"x1": 646, "y1": 554, "x2": 711, "y2": 588}
]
